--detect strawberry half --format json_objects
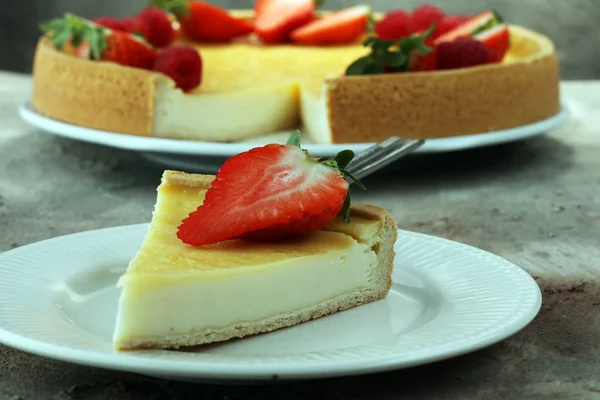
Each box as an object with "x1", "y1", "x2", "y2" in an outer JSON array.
[
  {"x1": 254, "y1": 0, "x2": 316, "y2": 44},
  {"x1": 433, "y1": 10, "x2": 503, "y2": 45},
  {"x1": 474, "y1": 23, "x2": 510, "y2": 62},
  {"x1": 151, "y1": 0, "x2": 253, "y2": 42},
  {"x1": 290, "y1": 5, "x2": 370, "y2": 45},
  {"x1": 40, "y1": 13, "x2": 157, "y2": 70},
  {"x1": 177, "y1": 131, "x2": 364, "y2": 246}
]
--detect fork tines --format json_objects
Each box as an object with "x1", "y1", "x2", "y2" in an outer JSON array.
[{"x1": 345, "y1": 136, "x2": 425, "y2": 180}]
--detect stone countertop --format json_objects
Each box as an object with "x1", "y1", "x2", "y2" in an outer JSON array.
[{"x1": 1, "y1": 72, "x2": 599, "y2": 400}]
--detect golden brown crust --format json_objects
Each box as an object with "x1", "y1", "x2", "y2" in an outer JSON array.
[
  {"x1": 325, "y1": 25, "x2": 561, "y2": 143},
  {"x1": 31, "y1": 37, "x2": 165, "y2": 136},
  {"x1": 117, "y1": 170, "x2": 397, "y2": 350}
]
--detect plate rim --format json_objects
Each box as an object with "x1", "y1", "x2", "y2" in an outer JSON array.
[
  {"x1": 0, "y1": 224, "x2": 542, "y2": 381},
  {"x1": 18, "y1": 102, "x2": 569, "y2": 157}
]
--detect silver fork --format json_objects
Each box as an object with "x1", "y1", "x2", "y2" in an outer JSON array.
[{"x1": 345, "y1": 137, "x2": 425, "y2": 180}]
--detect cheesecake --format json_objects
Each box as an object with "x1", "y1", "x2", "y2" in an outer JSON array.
[
  {"x1": 113, "y1": 170, "x2": 398, "y2": 350},
  {"x1": 31, "y1": 8, "x2": 561, "y2": 145}
]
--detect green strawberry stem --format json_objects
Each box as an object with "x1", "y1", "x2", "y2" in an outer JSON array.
[
  {"x1": 286, "y1": 130, "x2": 365, "y2": 223},
  {"x1": 40, "y1": 13, "x2": 108, "y2": 60},
  {"x1": 149, "y1": 0, "x2": 190, "y2": 20},
  {"x1": 345, "y1": 24, "x2": 436, "y2": 76}
]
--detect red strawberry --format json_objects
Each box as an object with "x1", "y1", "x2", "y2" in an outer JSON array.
[
  {"x1": 409, "y1": 3, "x2": 445, "y2": 34},
  {"x1": 41, "y1": 14, "x2": 157, "y2": 69},
  {"x1": 474, "y1": 23, "x2": 510, "y2": 62},
  {"x1": 436, "y1": 38, "x2": 493, "y2": 70},
  {"x1": 177, "y1": 1, "x2": 254, "y2": 42},
  {"x1": 410, "y1": 50, "x2": 438, "y2": 71},
  {"x1": 177, "y1": 131, "x2": 363, "y2": 246},
  {"x1": 254, "y1": 0, "x2": 316, "y2": 43},
  {"x1": 434, "y1": 10, "x2": 502, "y2": 45},
  {"x1": 374, "y1": 9, "x2": 411, "y2": 40},
  {"x1": 153, "y1": 45, "x2": 202, "y2": 92},
  {"x1": 290, "y1": 5, "x2": 370, "y2": 45},
  {"x1": 437, "y1": 15, "x2": 470, "y2": 36},
  {"x1": 93, "y1": 16, "x2": 126, "y2": 32},
  {"x1": 137, "y1": 7, "x2": 177, "y2": 47},
  {"x1": 121, "y1": 16, "x2": 145, "y2": 36}
]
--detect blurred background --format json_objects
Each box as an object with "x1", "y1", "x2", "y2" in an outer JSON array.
[{"x1": 1, "y1": 0, "x2": 598, "y2": 78}]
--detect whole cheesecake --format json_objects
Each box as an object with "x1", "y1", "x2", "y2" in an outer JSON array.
[{"x1": 31, "y1": 9, "x2": 561, "y2": 144}]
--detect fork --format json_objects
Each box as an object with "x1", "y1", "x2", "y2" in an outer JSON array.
[{"x1": 344, "y1": 136, "x2": 425, "y2": 180}]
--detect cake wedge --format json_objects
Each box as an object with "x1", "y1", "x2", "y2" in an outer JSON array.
[{"x1": 113, "y1": 170, "x2": 397, "y2": 350}]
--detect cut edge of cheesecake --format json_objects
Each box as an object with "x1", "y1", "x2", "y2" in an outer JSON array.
[
  {"x1": 304, "y1": 24, "x2": 561, "y2": 144},
  {"x1": 113, "y1": 170, "x2": 398, "y2": 351}
]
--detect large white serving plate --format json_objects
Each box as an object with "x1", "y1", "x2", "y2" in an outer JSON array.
[
  {"x1": 0, "y1": 224, "x2": 541, "y2": 383},
  {"x1": 19, "y1": 102, "x2": 569, "y2": 172}
]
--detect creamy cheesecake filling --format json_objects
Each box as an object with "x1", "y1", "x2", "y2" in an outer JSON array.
[
  {"x1": 112, "y1": 174, "x2": 385, "y2": 348},
  {"x1": 300, "y1": 84, "x2": 334, "y2": 144},
  {"x1": 113, "y1": 238, "x2": 377, "y2": 346},
  {"x1": 154, "y1": 79, "x2": 300, "y2": 141}
]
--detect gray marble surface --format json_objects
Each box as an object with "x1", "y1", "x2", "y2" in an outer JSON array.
[
  {"x1": 1, "y1": 73, "x2": 600, "y2": 399},
  {"x1": 1, "y1": 0, "x2": 599, "y2": 78}
]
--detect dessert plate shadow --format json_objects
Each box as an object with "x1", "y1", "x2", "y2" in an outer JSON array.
[
  {"x1": 19, "y1": 102, "x2": 569, "y2": 173},
  {"x1": 0, "y1": 224, "x2": 541, "y2": 383}
]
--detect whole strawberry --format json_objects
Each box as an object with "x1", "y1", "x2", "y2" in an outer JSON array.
[
  {"x1": 436, "y1": 38, "x2": 493, "y2": 70},
  {"x1": 41, "y1": 13, "x2": 157, "y2": 70},
  {"x1": 153, "y1": 46, "x2": 202, "y2": 92},
  {"x1": 177, "y1": 131, "x2": 364, "y2": 246},
  {"x1": 93, "y1": 16, "x2": 126, "y2": 32},
  {"x1": 137, "y1": 6, "x2": 177, "y2": 47},
  {"x1": 375, "y1": 10, "x2": 411, "y2": 40},
  {"x1": 409, "y1": 3, "x2": 445, "y2": 34}
]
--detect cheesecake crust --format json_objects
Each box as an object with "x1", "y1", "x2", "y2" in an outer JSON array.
[
  {"x1": 31, "y1": 37, "x2": 163, "y2": 136},
  {"x1": 116, "y1": 171, "x2": 397, "y2": 350},
  {"x1": 325, "y1": 25, "x2": 561, "y2": 142}
]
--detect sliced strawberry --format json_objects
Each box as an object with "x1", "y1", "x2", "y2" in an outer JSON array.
[
  {"x1": 41, "y1": 13, "x2": 157, "y2": 70},
  {"x1": 436, "y1": 15, "x2": 470, "y2": 36},
  {"x1": 474, "y1": 23, "x2": 510, "y2": 62},
  {"x1": 436, "y1": 38, "x2": 494, "y2": 70},
  {"x1": 433, "y1": 10, "x2": 503, "y2": 45},
  {"x1": 254, "y1": 0, "x2": 316, "y2": 44},
  {"x1": 153, "y1": 45, "x2": 202, "y2": 92},
  {"x1": 177, "y1": 131, "x2": 363, "y2": 246},
  {"x1": 290, "y1": 5, "x2": 370, "y2": 45},
  {"x1": 409, "y1": 3, "x2": 445, "y2": 34},
  {"x1": 374, "y1": 9, "x2": 411, "y2": 40},
  {"x1": 177, "y1": 1, "x2": 253, "y2": 42},
  {"x1": 137, "y1": 7, "x2": 177, "y2": 47},
  {"x1": 254, "y1": 0, "x2": 268, "y2": 15}
]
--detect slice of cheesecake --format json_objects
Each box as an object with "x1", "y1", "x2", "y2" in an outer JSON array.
[{"x1": 113, "y1": 170, "x2": 398, "y2": 350}]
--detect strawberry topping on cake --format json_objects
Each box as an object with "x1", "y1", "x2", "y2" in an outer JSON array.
[{"x1": 177, "y1": 131, "x2": 365, "y2": 246}]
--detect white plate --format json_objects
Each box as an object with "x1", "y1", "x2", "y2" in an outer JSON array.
[
  {"x1": 0, "y1": 224, "x2": 541, "y2": 383},
  {"x1": 19, "y1": 102, "x2": 569, "y2": 161}
]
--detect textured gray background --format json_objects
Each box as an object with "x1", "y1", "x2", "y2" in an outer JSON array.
[{"x1": 0, "y1": 0, "x2": 598, "y2": 78}]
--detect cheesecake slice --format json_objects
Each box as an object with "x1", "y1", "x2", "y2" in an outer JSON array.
[{"x1": 113, "y1": 170, "x2": 397, "y2": 350}]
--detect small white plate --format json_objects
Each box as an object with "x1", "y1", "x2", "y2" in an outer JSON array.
[
  {"x1": 19, "y1": 102, "x2": 569, "y2": 172},
  {"x1": 0, "y1": 224, "x2": 541, "y2": 383}
]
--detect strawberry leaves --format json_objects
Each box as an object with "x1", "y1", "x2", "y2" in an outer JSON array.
[
  {"x1": 40, "y1": 13, "x2": 108, "y2": 60},
  {"x1": 285, "y1": 130, "x2": 365, "y2": 223},
  {"x1": 149, "y1": 0, "x2": 190, "y2": 20},
  {"x1": 346, "y1": 24, "x2": 435, "y2": 75}
]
